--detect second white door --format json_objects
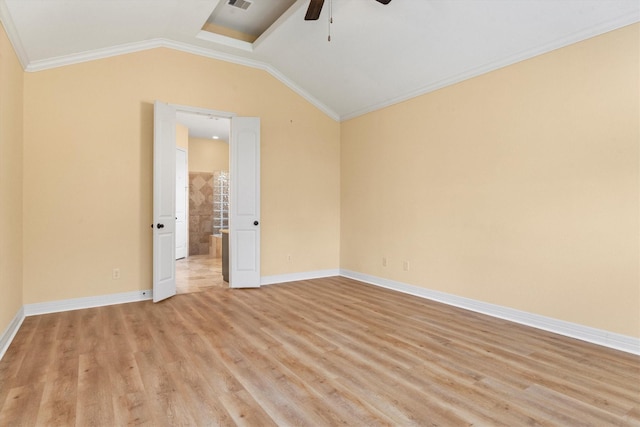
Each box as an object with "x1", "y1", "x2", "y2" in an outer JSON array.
[{"x1": 230, "y1": 117, "x2": 261, "y2": 288}]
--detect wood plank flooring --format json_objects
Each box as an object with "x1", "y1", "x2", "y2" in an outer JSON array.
[{"x1": 1, "y1": 276, "x2": 639, "y2": 426}]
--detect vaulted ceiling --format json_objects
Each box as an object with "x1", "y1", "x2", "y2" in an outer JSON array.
[{"x1": 1, "y1": 0, "x2": 638, "y2": 121}]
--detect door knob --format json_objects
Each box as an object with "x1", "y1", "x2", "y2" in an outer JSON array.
[
  {"x1": 253, "y1": 221, "x2": 259, "y2": 226},
  {"x1": 157, "y1": 223, "x2": 165, "y2": 229}
]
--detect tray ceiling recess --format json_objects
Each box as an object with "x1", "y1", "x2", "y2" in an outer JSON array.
[{"x1": 198, "y1": 0, "x2": 297, "y2": 51}]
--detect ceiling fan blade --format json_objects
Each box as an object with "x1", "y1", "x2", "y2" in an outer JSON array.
[
  {"x1": 375, "y1": 0, "x2": 391, "y2": 4},
  {"x1": 305, "y1": 0, "x2": 325, "y2": 21}
]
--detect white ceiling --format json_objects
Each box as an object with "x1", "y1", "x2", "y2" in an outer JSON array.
[
  {"x1": 176, "y1": 111, "x2": 230, "y2": 141},
  {"x1": 1, "y1": 0, "x2": 638, "y2": 121}
]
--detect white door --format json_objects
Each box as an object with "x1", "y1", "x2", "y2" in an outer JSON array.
[
  {"x1": 229, "y1": 117, "x2": 261, "y2": 288},
  {"x1": 175, "y1": 148, "x2": 187, "y2": 260},
  {"x1": 153, "y1": 101, "x2": 177, "y2": 302}
]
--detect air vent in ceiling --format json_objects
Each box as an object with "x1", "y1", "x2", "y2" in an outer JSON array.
[{"x1": 228, "y1": 0, "x2": 252, "y2": 10}]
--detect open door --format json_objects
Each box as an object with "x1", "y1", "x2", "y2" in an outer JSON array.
[
  {"x1": 152, "y1": 101, "x2": 177, "y2": 302},
  {"x1": 229, "y1": 117, "x2": 261, "y2": 288}
]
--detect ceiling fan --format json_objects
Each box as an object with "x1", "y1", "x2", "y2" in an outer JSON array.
[{"x1": 304, "y1": 0, "x2": 391, "y2": 21}]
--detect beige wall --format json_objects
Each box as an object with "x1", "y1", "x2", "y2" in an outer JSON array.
[
  {"x1": 341, "y1": 24, "x2": 639, "y2": 338},
  {"x1": 22, "y1": 48, "x2": 341, "y2": 304},
  {"x1": 8, "y1": 22, "x2": 638, "y2": 341},
  {"x1": 188, "y1": 137, "x2": 229, "y2": 173},
  {"x1": 0, "y1": 23, "x2": 24, "y2": 333}
]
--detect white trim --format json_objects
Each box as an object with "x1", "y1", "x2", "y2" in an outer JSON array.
[
  {"x1": 23, "y1": 289, "x2": 153, "y2": 316},
  {"x1": 1, "y1": 289, "x2": 152, "y2": 360},
  {"x1": 261, "y1": 269, "x2": 340, "y2": 286},
  {"x1": 4, "y1": 271, "x2": 638, "y2": 358},
  {"x1": 196, "y1": 31, "x2": 253, "y2": 52},
  {"x1": 264, "y1": 65, "x2": 339, "y2": 121},
  {"x1": 173, "y1": 103, "x2": 237, "y2": 119},
  {"x1": 0, "y1": 0, "x2": 29, "y2": 68},
  {"x1": 340, "y1": 269, "x2": 640, "y2": 356},
  {"x1": 2, "y1": 6, "x2": 637, "y2": 123},
  {"x1": 340, "y1": 14, "x2": 640, "y2": 121},
  {"x1": 22, "y1": 38, "x2": 341, "y2": 122},
  {"x1": 0, "y1": 306, "x2": 25, "y2": 361},
  {"x1": 25, "y1": 38, "x2": 164, "y2": 72}
]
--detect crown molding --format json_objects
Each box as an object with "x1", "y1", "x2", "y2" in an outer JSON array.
[
  {"x1": 25, "y1": 38, "x2": 161, "y2": 72},
  {"x1": 340, "y1": 13, "x2": 640, "y2": 121},
  {"x1": 23, "y1": 37, "x2": 265, "y2": 72},
  {"x1": 0, "y1": 0, "x2": 28, "y2": 68},
  {"x1": 4, "y1": 6, "x2": 636, "y2": 123},
  {"x1": 263, "y1": 64, "x2": 340, "y2": 121},
  {"x1": 23, "y1": 37, "x2": 340, "y2": 122}
]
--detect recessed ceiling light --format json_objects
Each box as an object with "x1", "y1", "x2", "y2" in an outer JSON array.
[{"x1": 212, "y1": 136, "x2": 219, "y2": 139}]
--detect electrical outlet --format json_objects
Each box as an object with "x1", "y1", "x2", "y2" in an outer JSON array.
[
  {"x1": 112, "y1": 268, "x2": 121, "y2": 280},
  {"x1": 382, "y1": 257, "x2": 387, "y2": 267},
  {"x1": 403, "y1": 261, "x2": 410, "y2": 271}
]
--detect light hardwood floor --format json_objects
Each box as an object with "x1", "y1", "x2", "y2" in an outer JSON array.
[{"x1": 1, "y1": 276, "x2": 639, "y2": 426}]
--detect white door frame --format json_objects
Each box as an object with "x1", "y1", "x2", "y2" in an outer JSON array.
[
  {"x1": 175, "y1": 147, "x2": 188, "y2": 260},
  {"x1": 173, "y1": 104, "x2": 236, "y2": 122}
]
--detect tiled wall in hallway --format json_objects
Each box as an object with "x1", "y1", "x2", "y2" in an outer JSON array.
[{"x1": 189, "y1": 172, "x2": 213, "y2": 255}]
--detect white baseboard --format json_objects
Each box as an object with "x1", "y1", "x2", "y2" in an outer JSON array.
[
  {"x1": 4, "y1": 271, "x2": 638, "y2": 359},
  {"x1": 0, "y1": 306, "x2": 25, "y2": 361},
  {"x1": 340, "y1": 269, "x2": 640, "y2": 356},
  {"x1": 261, "y1": 269, "x2": 340, "y2": 286},
  {"x1": 23, "y1": 289, "x2": 153, "y2": 316}
]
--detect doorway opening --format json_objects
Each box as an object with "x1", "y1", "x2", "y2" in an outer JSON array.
[
  {"x1": 153, "y1": 102, "x2": 261, "y2": 301},
  {"x1": 175, "y1": 109, "x2": 231, "y2": 294}
]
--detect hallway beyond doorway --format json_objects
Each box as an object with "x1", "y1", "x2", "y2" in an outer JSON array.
[{"x1": 176, "y1": 255, "x2": 226, "y2": 294}]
